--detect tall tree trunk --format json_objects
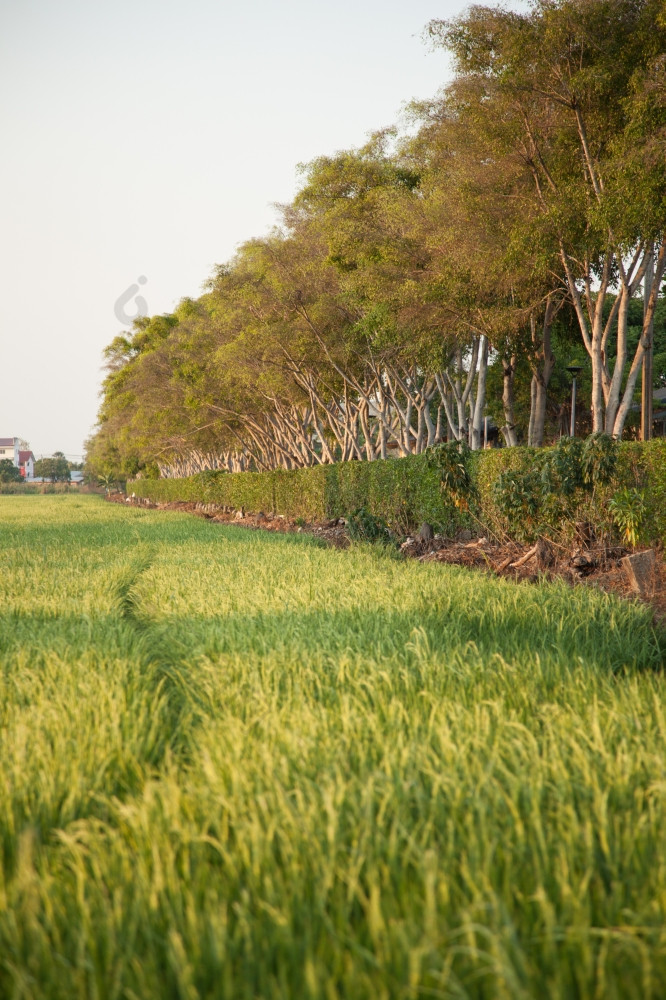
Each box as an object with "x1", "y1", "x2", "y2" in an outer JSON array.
[
  {"x1": 528, "y1": 375, "x2": 537, "y2": 447},
  {"x1": 471, "y1": 336, "x2": 488, "y2": 450},
  {"x1": 604, "y1": 287, "x2": 631, "y2": 435},
  {"x1": 612, "y1": 240, "x2": 666, "y2": 438},
  {"x1": 528, "y1": 300, "x2": 556, "y2": 447},
  {"x1": 641, "y1": 244, "x2": 655, "y2": 442},
  {"x1": 560, "y1": 247, "x2": 607, "y2": 432},
  {"x1": 531, "y1": 376, "x2": 550, "y2": 447},
  {"x1": 500, "y1": 354, "x2": 519, "y2": 447}
]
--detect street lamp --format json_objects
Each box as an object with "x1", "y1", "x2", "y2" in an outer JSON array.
[{"x1": 566, "y1": 364, "x2": 583, "y2": 437}]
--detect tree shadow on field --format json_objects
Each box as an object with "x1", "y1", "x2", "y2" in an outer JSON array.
[
  {"x1": 148, "y1": 601, "x2": 665, "y2": 677},
  {"x1": 1, "y1": 595, "x2": 662, "y2": 867},
  {"x1": 0, "y1": 513, "x2": 324, "y2": 553},
  {"x1": 2, "y1": 580, "x2": 663, "y2": 681}
]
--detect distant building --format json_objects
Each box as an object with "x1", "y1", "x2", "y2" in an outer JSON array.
[
  {"x1": 0, "y1": 438, "x2": 37, "y2": 478},
  {"x1": 18, "y1": 450, "x2": 35, "y2": 479},
  {"x1": 0, "y1": 437, "x2": 19, "y2": 466}
]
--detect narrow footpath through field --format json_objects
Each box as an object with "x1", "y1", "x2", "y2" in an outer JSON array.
[{"x1": 1, "y1": 495, "x2": 665, "y2": 999}]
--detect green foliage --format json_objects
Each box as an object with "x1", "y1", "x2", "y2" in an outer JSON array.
[
  {"x1": 493, "y1": 469, "x2": 545, "y2": 541},
  {"x1": 625, "y1": 439, "x2": 666, "y2": 543},
  {"x1": 347, "y1": 507, "x2": 392, "y2": 544},
  {"x1": 0, "y1": 497, "x2": 665, "y2": 998},
  {"x1": 197, "y1": 469, "x2": 228, "y2": 488},
  {"x1": 488, "y1": 435, "x2": 622, "y2": 541},
  {"x1": 0, "y1": 483, "x2": 38, "y2": 495},
  {"x1": 97, "y1": 473, "x2": 120, "y2": 491},
  {"x1": 581, "y1": 432, "x2": 618, "y2": 487},
  {"x1": 134, "y1": 454, "x2": 468, "y2": 537},
  {"x1": 86, "y1": 0, "x2": 666, "y2": 480},
  {"x1": 426, "y1": 440, "x2": 475, "y2": 510},
  {"x1": 34, "y1": 455, "x2": 71, "y2": 482},
  {"x1": 608, "y1": 488, "x2": 647, "y2": 547},
  {"x1": 132, "y1": 440, "x2": 666, "y2": 547},
  {"x1": 544, "y1": 436, "x2": 586, "y2": 496},
  {"x1": 492, "y1": 469, "x2": 543, "y2": 541},
  {"x1": 0, "y1": 459, "x2": 23, "y2": 484},
  {"x1": 0, "y1": 483, "x2": 76, "y2": 496}
]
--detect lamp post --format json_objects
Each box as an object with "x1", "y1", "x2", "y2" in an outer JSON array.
[{"x1": 566, "y1": 364, "x2": 582, "y2": 437}]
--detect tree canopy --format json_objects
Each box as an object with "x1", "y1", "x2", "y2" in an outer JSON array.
[
  {"x1": 87, "y1": 0, "x2": 666, "y2": 482},
  {"x1": 35, "y1": 455, "x2": 72, "y2": 483},
  {"x1": 0, "y1": 460, "x2": 23, "y2": 484}
]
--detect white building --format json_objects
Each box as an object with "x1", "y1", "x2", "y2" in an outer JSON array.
[
  {"x1": 18, "y1": 450, "x2": 35, "y2": 479},
  {"x1": 0, "y1": 437, "x2": 19, "y2": 466},
  {"x1": 0, "y1": 438, "x2": 35, "y2": 478}
]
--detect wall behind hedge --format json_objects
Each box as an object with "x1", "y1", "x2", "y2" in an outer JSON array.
[{"x1": 130, "y1": 439, "x2": 666, "y2": 544}]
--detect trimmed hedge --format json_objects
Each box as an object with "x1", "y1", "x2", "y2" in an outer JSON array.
[
  {"x1": 131, "y1": 439, "x2": 666, "y2": 544},
  {"x1": 131, "y1": 456, "x2": 471, "y2": 535},
  {"x1": 476, "y1": 439, "x2": 666, "y2": 544}
]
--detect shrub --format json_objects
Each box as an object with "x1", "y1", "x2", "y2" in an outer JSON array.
[
  {"x1": 347, "y1": 507, "x2": 393, "y2": 544},
  {"x1": 492, "y1": 469, "x2": 543, "y2": 542},
  {"x1": 608, "y1": 488, "x2": 646, "y2": 547},
  {"x1": 130, "y1": 439, "x2": 666, "y2": 547},
  {"x1": 544, "y1": 436, "x2": 585, "y2": 496},
  {"x1": 426, "y1": 441, "x2": 476, "y2": 511},
  {"x1": 581, "y1": 433, "x2": 618, "y2": 488}
]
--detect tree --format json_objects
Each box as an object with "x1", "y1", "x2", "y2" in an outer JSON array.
[
  {"x1": 429, "y1": 0, "x2": 666, "y2": 438},
  {"x1": 0, "y1": 459, "x2": 23, "y2": 484},
  {"x1": 34, "y1": 455, "x2": 71, "y2": 482},
  {"x1": 86, "y1": 1, "x2": 666, "y2": 473}
]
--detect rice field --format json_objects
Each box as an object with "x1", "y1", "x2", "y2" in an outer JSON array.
[{"x1": 1, "y1": 495, "x2": 665, "y2": 999}]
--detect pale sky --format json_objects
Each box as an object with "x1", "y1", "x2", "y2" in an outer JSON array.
[{"x1": 0, "y1": 0, "x2": 465, "y2": 459}]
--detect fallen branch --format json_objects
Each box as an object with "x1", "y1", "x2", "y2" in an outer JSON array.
[{"x1": 509, "y1": 544, "x2": 538, "y2": 569}]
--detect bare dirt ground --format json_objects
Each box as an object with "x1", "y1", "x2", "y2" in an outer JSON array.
[{"x1": 109, "y1": 494, "x2": 665, "y2": 622}]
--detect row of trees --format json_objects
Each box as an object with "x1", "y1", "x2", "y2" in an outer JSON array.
[
  {"x1": 87, "y1": 0, "x2": 666, "y2": 481},
  {"x1": 34, "y1": 453, "x2": 78, "y2": 482},
  {"x1": 0, "y1": 452, "x2": 77, "y2": 483}
]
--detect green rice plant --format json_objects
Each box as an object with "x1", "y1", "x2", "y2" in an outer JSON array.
[{"x1": 0, "y1": 496, "x2": 664, "y2": 999}]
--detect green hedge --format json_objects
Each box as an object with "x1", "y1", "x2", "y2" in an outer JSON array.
[
  {"x1": 471, "y1": 439, "x2": 666, "y2": 543},
  {"x1": 131, "y1": 439, "x2": 666, "y2": 544},
  {"x1": 131, "y1": 457, "x2": 470, "y2": 535}
]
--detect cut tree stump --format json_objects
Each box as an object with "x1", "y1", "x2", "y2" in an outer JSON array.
[{"x1": 621, "y1": 549, "x2": 656, "y2": 598}]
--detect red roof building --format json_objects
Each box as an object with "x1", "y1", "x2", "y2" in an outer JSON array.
[{"x1": 18, "y1": 450, "x2": 35, "y2": 478}]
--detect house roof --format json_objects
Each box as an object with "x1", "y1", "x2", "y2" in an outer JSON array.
[
  {"x1": 18, "y1": 451, "x2": 34, "y2": 464},
  {"x1": 0, "y1": 438, "x2": 16, "y2": 447}
]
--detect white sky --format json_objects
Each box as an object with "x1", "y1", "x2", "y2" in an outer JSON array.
[{"x1": 0, "y1": 0, "x2": 463, "y2": 459}]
